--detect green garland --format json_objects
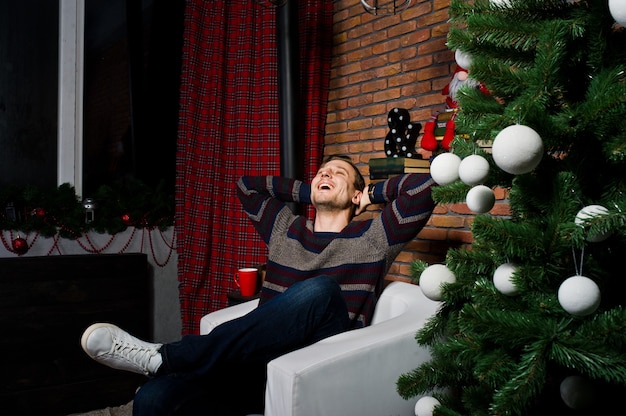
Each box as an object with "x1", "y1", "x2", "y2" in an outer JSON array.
[{"x1": 0, "y1": 178, "x2": 174, "y2": 239}]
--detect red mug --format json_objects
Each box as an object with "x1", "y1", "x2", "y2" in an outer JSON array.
[{"x1": 234, "y1": 267, "x2": 258, "y2": 297}]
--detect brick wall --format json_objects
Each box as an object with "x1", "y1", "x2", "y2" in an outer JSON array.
[{"x1": 325, "y1": 0, "x2": 509, "y2": 282}]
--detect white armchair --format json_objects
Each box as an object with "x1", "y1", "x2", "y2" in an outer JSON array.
[{"x1": 200, "y1": 281, "x2": 440, "y2": 416}]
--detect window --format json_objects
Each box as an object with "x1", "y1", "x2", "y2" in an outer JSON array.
[{"x1": 1, "y1": 0, "x2": 181, "y2": 197}]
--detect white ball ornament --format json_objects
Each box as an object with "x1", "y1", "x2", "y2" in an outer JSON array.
[
  {"x1": 466, "y1": 185, "x2": 495, "y2": 214},
  {"x1": 420, "y1": 264, "x2": 456, "y2": 301},
  {"x1": 414, "y1": 395, "x2": 441, "y2": 416},
  {"x1": 493, "y1": 262, "x2": 519, "y2": 296},
  {"x1": 430, "y1": 153, "x2": 462, "y2": 185},
  {"x1": 558, "y1": 275, "x2": 601, "y2": 317},
  {"x1": 459, "y1": 154, "x2": 490, "y2": 185},
  {"x1": 575, "y1": 205, "x2": 611, "y2": 243},
  {"x1": 560, "y1": 375, "x2": 595, "y2": 410},
  {"x1": 454, "y1": 49, "x2": 472, "y2": 70},
  {"x1": 609, "y1": 0, "x2": 626, "y2": 27},
  {"x1": 492, "y1": 124, "x2": 544, "y2": 175}
]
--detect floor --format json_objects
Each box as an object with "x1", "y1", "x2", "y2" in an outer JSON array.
[{"x1": 68, "y1": 401, "x2": 133, "y2": 416}]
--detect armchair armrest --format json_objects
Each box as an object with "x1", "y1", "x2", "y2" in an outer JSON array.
[
  {"x1": 264, "y1": 282, "x2": 440, "y2": 416},
  {"x1": 199, "y1": 299, "x2": 259, "y2": 335}
]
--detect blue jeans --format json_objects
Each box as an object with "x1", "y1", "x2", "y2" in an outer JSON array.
[{"x1": 133, "y1": 276, "x2": 350, "y2": 416}]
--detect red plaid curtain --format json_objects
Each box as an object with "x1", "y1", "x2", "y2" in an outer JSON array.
[{"x1": 176, "y1": 0, "x2": 333, "y2": 334}]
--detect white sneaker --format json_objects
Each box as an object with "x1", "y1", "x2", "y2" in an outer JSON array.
[{"x1": 81, "y1": 323, "x2": 163, "y2": 376}]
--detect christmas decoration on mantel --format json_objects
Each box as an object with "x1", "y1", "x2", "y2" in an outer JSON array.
[
  {"x1": 0, "y1": 226, "x2": 176, "y2": 266},
  {"x1": 0, "y1": 178, "x2": 174, "y2": 260},
  {"x1": 399, "y1": 0, "x2": 626, "y2": 415}
]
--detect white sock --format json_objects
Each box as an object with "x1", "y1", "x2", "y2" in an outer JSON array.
[{"x1": 148, "y1": 351, "x2": 163, "y2": 374}]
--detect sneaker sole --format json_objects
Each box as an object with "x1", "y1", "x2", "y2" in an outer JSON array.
[{"x1": 80, "y1": 322, "x2": 119, "y2": 357}]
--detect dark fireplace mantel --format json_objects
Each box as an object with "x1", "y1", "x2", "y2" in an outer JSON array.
[{"x1": 0, "y1": 253, "x2": 151, "y2": 415}]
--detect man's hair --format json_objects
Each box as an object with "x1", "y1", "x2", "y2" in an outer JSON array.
[{"x1": 320, "y1": 154, "x2": 365, "y2": 192}]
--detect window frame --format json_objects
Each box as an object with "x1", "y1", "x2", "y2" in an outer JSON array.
[{"x1": 57, "y1": 0, "x2": 85, "y2": 196}]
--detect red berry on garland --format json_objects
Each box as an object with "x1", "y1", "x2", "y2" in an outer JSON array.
[
  {"x1": 31, "y1": 207, "x2": 46, "y2": 218},
  {"x1": 12, "y1": 236, "x2": 29, "y2": 255},
  {"x1": 121, "y1": 213, "x2": 132, "y2": 225}
]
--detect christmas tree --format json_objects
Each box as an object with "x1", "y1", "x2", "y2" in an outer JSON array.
[{"x1": 398, "y1": 0, "x2": 626, "y2": 415}]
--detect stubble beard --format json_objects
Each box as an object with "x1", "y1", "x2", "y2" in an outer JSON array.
[{"x1": 313, "y1": 195, "x2": 353, "y2": 214}]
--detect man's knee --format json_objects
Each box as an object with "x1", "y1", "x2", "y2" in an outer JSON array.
[
  {"x1": 297, "y1": 276, "x2": 347, "y2": 315},
  {"x1": 301, "y1": 275, "x2": 341, "y2": 297}
]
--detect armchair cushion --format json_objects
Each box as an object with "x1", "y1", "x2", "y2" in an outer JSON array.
[
  {"x1": 199, "y1": 298, "x2": 259, "y2": 334},
  {"x1": 199, "y1": 281, "x2": 440, "y2": 416}
]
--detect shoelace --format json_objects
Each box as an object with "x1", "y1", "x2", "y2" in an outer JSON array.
[{"x1": 110, "y1": 337, "x2": 159, "y2": 374}]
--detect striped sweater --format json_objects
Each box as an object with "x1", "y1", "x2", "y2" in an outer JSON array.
[{"x1": 236, "y1": 173, "x2": 435, "y2": 329}]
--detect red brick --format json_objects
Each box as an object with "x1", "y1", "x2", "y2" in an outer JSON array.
[
  {"x1": 360, "y1": 103, "x2": 388, "y2": 117},
  {"x1": 373, "y1": 15, "x2": 402, "y2": 31},
  {"x1": 390, "y1": 97, "x2": 417, "y2": 110},
  {"x1": 337, "y1": 62, "x2": 363, "y2": 76},
  {"x1": 336, "y1": 108, "x2": 361, "y2": 121},
  {"x1": 347, "y1": 94, "x2": 374, "y2": 108},
  {"x1": 388, "y1": 20, "x2": 418, "y2": 38},
  {"x1": 433, "y1": 0, "x2": 452, "y2": 11},
  {"x1": 419, "y1": 9, "x2": 450, "y2": 27},
  {"x1": 362, "y1": 78, "x2": 388, "y2": 93},
  {"x1": 448, "y1": 229, "x2": 475, "y2": 244},
  {"x1": 389, "y1": 48, "x2": 418, "y2": 64},
  {"x1": 450, "y1": 203, "x2": 473, "y2": 215},
  {"x1": 494, "y1": 187, "x2": 510, "y2": 200},
  {"x1": 490, "y1": 203, "x2": 511, "y2": 217},
  {"x1": 362, "y1": 55, "x2": 389, "y2": 70},
  {"x1": 346, "y1": 47, "x2": 374, "y2": 63},
  {"x1": 372, "y1": 39, "x2": 402, "y2": 55},
  {"x1": 375, "y1": 63, "x2": 403, "y2": 77},
  {"x1": 401, "y1": 28, "x2": 432, "y2": 46},
  {"x1": 373, "y1": 88, "x2": 402, "y2": 102},
  {"x1": 335, "y1": 15, "x2": 362, "y2": 33},
  {"x1": 362, "y1": 31, "x2": 390, "y2": 47},
  {"x1": 325, "y1": 122, "x2": 348, "y2": 135},
  {"x1": 389, "y1": 72, "x2": 418, "y2": 87},
  {"x1": 430, "y1": 215, "x2": 466, "y2": 228},
  {"x1": 347, "y1": 118, "x2": 373, "y2": 130},
  {"x1": 404, "y1": 2, "x2": 433, "y2": 20},
  {"x1": 334, "y1": 85, "x2": 362, "y2": 99},
  {"x1": 418, "y1": 227, "x2": 447, "y2": 241}
]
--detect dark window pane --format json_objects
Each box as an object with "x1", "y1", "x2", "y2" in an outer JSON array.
[
  {"x1": 83, "y1": 0, "x2": 132, "y2": 195},
  {"x1": 0, "y1": 1, "x2": 59, "y2": 189},
  {"x1": 83, "y1": 0, "x2": 181, "y2": 197}
]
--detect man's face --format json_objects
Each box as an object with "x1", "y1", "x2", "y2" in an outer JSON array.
[{"x1": 311, "y1": 159, "x2": 360, "y2": 211}]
